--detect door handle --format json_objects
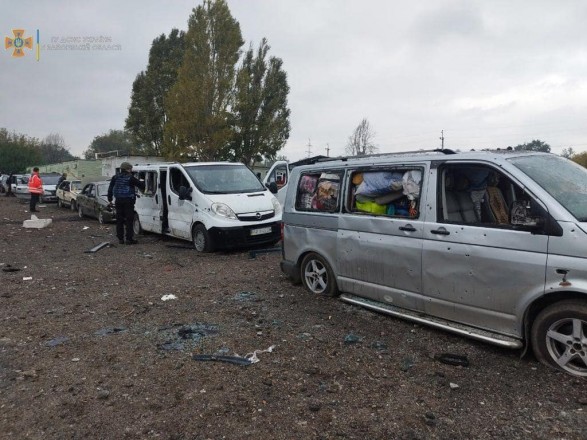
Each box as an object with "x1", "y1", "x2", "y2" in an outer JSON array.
[
  {"x1": 155, "y1": 194, "x2": 158, "y2": 204},
  {"x1": 431, "y1": 228, "x2": 450, "y2": 236},
  {"x1": 399, "y1": 225, "x2": 416, "y2": 232},
  {"x1": 168, "y1": 195, "x2": 171, "y2": 205}
]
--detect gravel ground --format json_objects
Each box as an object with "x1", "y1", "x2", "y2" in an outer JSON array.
[{"x1": 0, "y1": 196, "x2": 586, "y2": 440}]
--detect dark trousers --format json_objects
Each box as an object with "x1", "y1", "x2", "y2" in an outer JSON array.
[
  {"x1": 30, "y1": 194, "x2": 40, "y2": 211},
  {"x1": 114, "y1": 198, "x2": 135, "y2": 241}
]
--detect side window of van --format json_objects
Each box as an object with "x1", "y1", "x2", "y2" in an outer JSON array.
[
  {"x1": 137, "y1": 171, "x2": 157, "y2": 196},
  {"x1": 170, "y1": 168, "x2": 190, "y2": 195},
  {"x1": 438, "y1": 165, "x2": 543, "y2": 226},
  {"x1": 295, "y1": 171, "x2": 342, "y2": 212},
  {"x1": 348, "y1": 169, "x2": 423, "y2": 218}
]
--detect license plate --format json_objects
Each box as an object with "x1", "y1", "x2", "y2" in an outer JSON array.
[{"x1": 250, "y1": 226, "x2": 272, "y2": 236}]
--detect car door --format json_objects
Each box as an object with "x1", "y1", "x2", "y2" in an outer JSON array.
[
  {"x1": 336, "y1": 165, "x2": 427, "y2": 311},
  {"x1": 421, "y1": 163, "x2": 548, "y2": 336},
  {"x1": 166, "y1": 166, "x2": 194, "y2": 240},
  {"x1": 264, "y1": 161, "x2": 289, "y2": 205}
]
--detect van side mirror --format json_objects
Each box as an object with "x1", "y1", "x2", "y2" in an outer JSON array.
[
  {"x1": 178, "y1": 185, "x2": 192, "y2": 201},
  {"x1": 266, "y1": 181, "x2": 278, "y2": 194},
  {"x1": 511, "y1": 200, "x2": 544, "y2": 228}
]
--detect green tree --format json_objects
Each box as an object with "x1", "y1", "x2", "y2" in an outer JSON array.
[
  {"x1": 228, "y1": 39, "x2": 291, "y2": 166},
  {"x1": 39, "y1": 133, "x2": 77, "y2": 164},
  {"x1": 126, "y1": 29, "x2": 185, "y2": 156},
  {"x1": 83, "y1": 130, "x2": 136, "y2": 159},
  {"x1": 571, "y1": 151, "x2": 587, "y2": 168},
  {"x1": 346, "y1": 118, "x2": 378, "y2": 156},
  {"x1": 513, "y1": 139, "x2": 551, "y2": 153},
  {"x1": 164, "y1": 0, "x2": 243, "y2": 161},
  {"x1": 0, "y1": 128, "x2": 41, "y2": 173}
]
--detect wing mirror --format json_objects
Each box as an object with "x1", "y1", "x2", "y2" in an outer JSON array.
[
  {"x1": 178, "y1": 185, "x2": 192, "y2": 201},
  {"x1": 266, "y1": 181, "x2": 278, "y2": 194}
]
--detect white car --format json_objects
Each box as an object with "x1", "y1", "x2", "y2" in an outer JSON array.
[{"x1": 56, "y1": 180, "x2": 82, "y2": 210}]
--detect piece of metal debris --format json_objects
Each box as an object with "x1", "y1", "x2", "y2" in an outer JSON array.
[
  {"x1": 192, "y1": 354, "x2": 253, "y2": 366},
  {"x1": 2, "y1": 265, "x2": 21, "y2": 272},
  {"x1": 45, "y1": 336, "x2": 69, "y2": 347},
  {"x1": 85, "y1": 242, "x2": 110, "y2": 254},
  {"x1": 434, "y1": 353, "x2": 470, "y2": 367}
]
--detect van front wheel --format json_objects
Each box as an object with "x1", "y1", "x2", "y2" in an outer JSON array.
[
  {"x1": 193, "y1": 224, "x2": 214, "y2": 253},
  {"x1": 531, "y1": 300, "x2": 587, "y2": 377},
  {"x1": 301, "y1": 253, "x2": 338, "y2": 297}
]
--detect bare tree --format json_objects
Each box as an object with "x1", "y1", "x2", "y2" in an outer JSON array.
[{"x1": 345, "y1": 118, "x2": 378, "y2": 156}]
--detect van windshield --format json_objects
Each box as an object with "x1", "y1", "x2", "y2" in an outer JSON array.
[
  {"x1": 508, "y1": 155, "x2": 587, "y2": 221},
  {"x1": 185, "y1": 164, "x2": 265, "y2": 194}
]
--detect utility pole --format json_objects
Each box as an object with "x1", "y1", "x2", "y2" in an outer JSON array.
[
  {"x1": 440, "y1": 130, "x2": 445, "y2": 149},
  {"x1": 325, "y1": 143, "x2": 330, "y2": 157},
  {"x1": 306, "y1": 139, "x2": 312, "y2": 158}
]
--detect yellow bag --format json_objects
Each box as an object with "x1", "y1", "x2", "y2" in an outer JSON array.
[{"x1": 355, "y1": 200, "x2": 387, "y2": 214}]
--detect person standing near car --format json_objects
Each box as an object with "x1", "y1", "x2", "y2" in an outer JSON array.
[
  {"x1": 57, "y1": 172, "x2": 67, "y2": 188},
  {"x1": 28, "y1": 167, "x2": 43, "y2": 212},
  {"x1": 107, "y1": 162, "x2": 145, "y2": 245}
]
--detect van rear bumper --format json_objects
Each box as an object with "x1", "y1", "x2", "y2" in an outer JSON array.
[{"x1": 208, "y1": 222, "x2": 281, "y2": 249}]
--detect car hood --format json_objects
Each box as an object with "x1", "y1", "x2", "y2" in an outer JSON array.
[{"x1": 204, "y1": 192, "x2": 275, "y2": 214}]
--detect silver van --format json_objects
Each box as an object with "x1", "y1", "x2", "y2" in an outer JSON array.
[{"x1": 280, "y1": 150, "x2": 587, "y2": 377}]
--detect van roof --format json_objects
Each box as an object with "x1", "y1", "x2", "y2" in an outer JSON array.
[{"x1": 293, "y1": 149, "x2": 553, "y2": 170}]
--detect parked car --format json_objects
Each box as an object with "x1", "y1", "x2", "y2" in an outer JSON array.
[
  {"x1": 38, "y1": 173, "x2": 62, "y2": 202},
  {"x1": 280, "y1": 149, "x2": 587, "y2": 377},
  {"x1": 13, "y1": 173, "x2": 61, "y2": 202},
  {"x1": 13, "y1": 175, "x2": 30, "y2": 200},
  {"x1": 56, "y1": 179, "x2": 82, "y2": 210},
  {"x1": 76, "y1": 181, "x2": 116, "y2": 224},
  {"x1": 0, "y1": 174, "x2": 23, "y2": 194}
]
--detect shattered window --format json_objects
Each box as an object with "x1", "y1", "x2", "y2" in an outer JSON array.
[{"x1": 349, "y1": 168, "x2": 422, "y2": 218}]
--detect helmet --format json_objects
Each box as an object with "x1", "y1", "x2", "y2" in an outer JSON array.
[{"x1": 120, "y1": 162, "x2": 133, "y2": 171}]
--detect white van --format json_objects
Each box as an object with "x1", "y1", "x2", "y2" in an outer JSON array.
[
  {"x1": 132, "y1": 162, "x2": 282, "y2": 252},
  {"x1": 280, "y1": 149, "x2": 587, "y2": 377}
]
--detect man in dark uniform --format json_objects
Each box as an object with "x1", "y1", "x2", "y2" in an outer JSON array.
[{"x1": 107, "y1": 162, "x2": 145, "y2": 245}]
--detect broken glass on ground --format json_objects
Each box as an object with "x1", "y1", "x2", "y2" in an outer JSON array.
[{"x1": 45, "y1": 336, "x2": 69, "y2": 347}]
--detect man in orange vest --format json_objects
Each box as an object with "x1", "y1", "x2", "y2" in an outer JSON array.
[{"x1": 28, "y1": 167, "x2": 44, "y2": 212}]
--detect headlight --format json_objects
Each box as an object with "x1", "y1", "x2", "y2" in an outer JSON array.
[
  {"x1": 211, "y1": 202, "x2": 237, "y2": 219},
  {"x1": 271, "y1": 196, "x2": 282, "y2": 216}
]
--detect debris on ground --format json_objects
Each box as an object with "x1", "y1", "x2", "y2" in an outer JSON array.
[
  {"x1": 85, "y1": 242, "x2": 110, "y2": 254},
  {"x1": 434, "y1": 353, "x2": 470, "y2": 367},
  {"x1": 161, "y1": 294, "x2": 177, "y2": 301}
]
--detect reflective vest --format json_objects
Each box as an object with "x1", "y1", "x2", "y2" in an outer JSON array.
[{"x1": 28, "y1": 173, "x2": 43, "y2": 194}]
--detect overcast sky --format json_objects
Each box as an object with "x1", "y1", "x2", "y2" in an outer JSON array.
[{"x1": 2, "y1": 0, "x2": 587, "y2": 161}]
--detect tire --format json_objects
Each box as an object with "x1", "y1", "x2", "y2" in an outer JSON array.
[
  {"x1": 133, "y1": 213, "x2": 142, "y2": 236},
  {"x1": 98, "y1": 210, "x2": 105, "y2": 224},
  {"x1": 531, "y1": 300, "x2": 587, "y2": 377},
  {"x1": 78, "y1": 205, "x2": 84, "y2": 218},
  {"x1": 70, "y1": 200, "x2": 76, "y2": 211},
  {"x1": 300, "y1": 252, "x2": 338, "y2": 297},
  {"x1": 57, "y1": 198, "x2": 63, "y2": 208},
  {"x1": 193, "y1": 224, "x2": 214, "y2": 253}
]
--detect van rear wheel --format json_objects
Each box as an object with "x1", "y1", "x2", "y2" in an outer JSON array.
[
  {"x1": 531, "y1": 300, "x2": 587, "y2": 377},
  {"x1": 301, "y1": 253, "x2": 338, "y2": 297},
  {"x1": 193, "y1": 224, "x2": 214, "y2": 253}
]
